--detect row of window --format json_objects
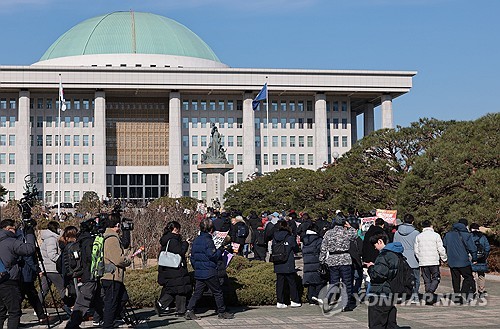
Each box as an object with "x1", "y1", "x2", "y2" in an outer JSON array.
[
  {"x1": 32, "y1": 134, "x2": 95, "y2": 147},
  {"x1": 31, "y1": 153, "x2": 94, "y2": 166},
  {"x1": 0, "y1": 153, "x2": 15, "y2": 165},
  {"x1": 0, "y1": 99, "x2": 17, "y2": 110},
  {"x1": 32, "y1": 116, "x2": 94, "y2": 128},
  {"x1": 0, "y1": 171, "x2": 93, "y2": 185},
  {"x1": 44, "y1": 191, "x2": 82, "y2": 203},
  {"x1": 0, "y1": 135, "x2": 15, "y2": 146},
  {"x1": 30, "y1": 98, "x2": 93, "y2": 111},
  {"x1": 0, "y1": 117, "x2": 16, "y2": 127}
]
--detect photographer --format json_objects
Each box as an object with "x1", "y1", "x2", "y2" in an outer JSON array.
[
  {"x1": 0, "y1": 219, "x2": 36, "y2": 329},
  {"x1": 101, "y1": 217, "x2": 132, "y2": 329}
]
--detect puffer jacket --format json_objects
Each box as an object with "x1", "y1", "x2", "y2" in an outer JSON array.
[
  {"x1": 190, "y1": 232, "x2": 222, "y2": 280},
  {"x1": 393, "y1": 224, "x2": 420, "y2": 269},
  {"x1": 368, "y1": 242, "x2": 403, "y2": 296},
  {"x1": 443, "y1": 223, "x2": 477, "y2": 268},
  {"x1": 102, "y1": 228, "x2": 132, "y2": 283},
  {"x1": 414, "y1": 227, "x2": 447, "y2": 266},
  {"x1": 319, "y1": 226, "x2": 356, "y2": 267},
  {"x1": 0, "y1": 229, "x2": 36, "y2": 281},
  {"x1": 40, "y1": 229, "x2": 61, "y2": 273},
  {"x1": 302, "y1": 231, "x2": 323, "y2": 285},
  {"x1": 471, "y1": 231, "x2": 490, "y2": 272},
  {"x1": 157, "y1": 232, "x2": 191, "y2": 294}
]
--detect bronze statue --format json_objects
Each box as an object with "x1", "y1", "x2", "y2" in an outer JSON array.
[{"x1": 201, "y1": 123, "x2": 229, "y2": 164}]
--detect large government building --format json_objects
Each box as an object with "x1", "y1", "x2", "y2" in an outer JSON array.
[{"x1": 0, "y1": 11, "x2": 415, "y2": 205}]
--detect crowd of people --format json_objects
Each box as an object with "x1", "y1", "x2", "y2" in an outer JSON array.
[{"x1": 0, "y1": 206, "x2": 492, "y2": 329}]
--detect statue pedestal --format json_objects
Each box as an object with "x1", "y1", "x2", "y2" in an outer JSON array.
[{"x1": 197, "y1": 163, "x2": 234, "y2": 209}]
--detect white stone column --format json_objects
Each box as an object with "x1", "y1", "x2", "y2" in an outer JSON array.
[
  {"x1": 381, "y1": 95, "x2": 393, "y2": 129},
  {"x1": 94, "y1": 91, "x2": 107, "y2": 200},
  {"x1": 314, "y1": 93, "x2": 328, "y2": 167},
  {"x1": 242, "y1": 92, "x2": 255, "y2": 178},
  {"x1": 364, "y1": 103, "x2": 375, "y2": 136},
  {"x1": 168, "y1": 91, "x2": 183, "y2": 198},
  {"x1": 350, "y1": 110, "x2": 358, "y2": 146},
  {"x1": 15, "y1": 90, "x2": 31, "y2": 199}
]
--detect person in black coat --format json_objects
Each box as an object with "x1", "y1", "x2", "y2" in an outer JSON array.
[
  {"x1": 272, "y1": 220, "x2": 301, "y2": 308},
  {"x1": 301, "y1": 223, "x2": 324, "y2": 304},
  {"x1": 156, "y1": 221, "x2": 191, "y2": 316}
]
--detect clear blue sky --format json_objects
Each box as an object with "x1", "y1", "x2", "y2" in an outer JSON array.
[{"x1": 0, "y1": 0, "x2": 498, "y2": 129}]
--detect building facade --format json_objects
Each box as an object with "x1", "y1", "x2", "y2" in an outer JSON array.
[{"x1": 0, "y1": 12, "x2": 415, "y2": 204}]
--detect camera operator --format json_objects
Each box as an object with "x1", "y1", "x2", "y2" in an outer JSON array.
[
  {"x1": 101, "y1": 216, "x2": 132, "y2": 329},
  {"x1": 65, "y1": 217, "x2": 104, "y2": 329},
  {"x1": 0, "y1": 219, "x2": 36, "y2": 329}
]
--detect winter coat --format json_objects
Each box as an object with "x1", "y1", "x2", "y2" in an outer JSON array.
[
  {"x1": 348, "y1": 235, "x2": 364, "y2": 269},
  {"x1": 393, "y1": 224, "x2": 420, "y2": 269},
  {"x1": 443, "y1": 223, "x2": 478, "y2": 268},
  {"x1": 247, "y1": 214, "x2": 262, "y2": 232},
  {"x1": 319, "y1": 226, "x2": 356, "y2": 267},
  {"x1": 362, "y1": 225, "x2": 385, "y2": 263},
  {"x1": 230, "y1": 220, "x2": 248, "y2": 246},
  {"x1": 272, "y1": 230, "x2": 299, "y2": 274},
  {"x1": 157, "y1": 232, "x2": 192, "y2": 294},
  {"x1": 16, "y1": 230, "x2": 40, "y2": 283},
  {"x1": 102, "y1": 228, "x2": 132, "y2": 283},
  {"x1": 77, "y1": 231, "x2": 95, "y2": 283},
  {"x1": 0, "y1": 229, "x2": 36, "y2": 281},
  {"x1": 40, "y1": 229, "x2": 61, "y2": 273},
  {"x1": 190, "y1": 232, "x2": 222, "y2": 280},
  {"x1": 414, "y1": 227, "x2": 447, "y2": 267},
  {"x1": 214, "y1": 217, "x2": 231, "y2": 232},
  {"x1": 297, "y1": 219, "x2": 312, "y2": 241},
  {"x1": 302, "y1": 232, "x2": 323, "y2": 285},
  {"x1": 368, "y1": 242, "x2": 403, "y2": 296},
  {"x1": 471, "y1": 231, "x2": 490, "y2": 272}
]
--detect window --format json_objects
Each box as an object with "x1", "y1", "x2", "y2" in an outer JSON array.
[
  {"x1": 192, "y1": 172, "x2": 198, "y2": 184},
  {"x1": 73, "y1": 191, "x2": 80, "y2": 203},
  {"x1": 55, "y1": 172, "x2": 59, "y2": 184},
  {"x1": 191, "y1": 101, "x2": 198, "y2": 111},
  {"x1": 9, "y1": 172, "x2": 15, "y2": 184},
  {"x1": 281, "y1": 118, "x2": 287, "y2": 129},
  {"x1": 8, "y1": 99, "x2": 15, "y2": 109},
  {"x1": 218, "y1": 101, "x2": 224, "y2": 111},
  {"x1": 46, "y1": 135, "x2": 52, "y2": 146},
  {"x1": 83, "y1": 99, "x2": 90, "y2": 110},
  {"x1": 307, "y1": 101, "x2": 313, "y2": 112},
  {"x1": 333, "y1": 101, "x2": 339, "y2": 112},
  {"x1": 255, "y1": 154, "x2": 261, "y2": 166},
  {"x1": 272, "y1": 136, "x2": 278, "y2": 147},
  {"x1": 182, "y1": 101, "x2": 189, "y2": 111},
  {"x1": 64, "y1": 135, "x2": 70, "y2": 146},
  {"x1": 263, "y1": 136, "x2": 268, "y2": 147},
  {"x1": 64, "y1": 172, "x2": 70, "y2": 184},
  {"x1": 192, "y1": 136, "x2": 198, "y2": 147},
  {"x1": 36, "y1": 116, "x2": 43, "y2": 128},
  {"x1": 183, "y1": 154, "x2": 189, "y2": 166},
  {"x1": 200, "y1": 101, "x2": 207, "y2": 111},
  {"x1": 201, "y1": 172, "x2": 207, "y2": 184},
  {"x1": 191, "y1": 117, "x2": 198, "y2": 128},
  {"x1": 307, "y1": 136, "x2": 314, "y2": 147},
  {"x1": 290, "y1": 136, "x2": 296, "y2": 147},
  {"x1": 272, "y1": 154, "x2": 278, "y2": 165},
  {"x1": 83, "y1": 154, "x2": 89, "y2": 165},
  {"x1": 227, "y1": 154, "x2": 234, "y2": 164},
  {"x1": 73, "y1": 154, "x2": 80, "y2": 165},
  {"x1": 73, "y1": 172, "x2": 79, "y2": 183},
  {"x1": 299, "y1": 136, "x2": 305, "y2": 147},
  {"x1": 298, "y1": 118, "x2": 304, "y2": 129},
  {"x1": 307, "y1": 154, "x2": 314, "y2": 166},
  {"x1": 333, "y1": 118, "x2": 339, "y2": 129},
  {"x1": 280, "y1": 102, "x2": 287, "y2": 112},
  {"x1": 307, "y1": 118, "x2": 313, "y2": 129},
  {"x1": 64, "y1": 153, "x2": 70, "y2": 165},
  {"x1": 237, "y1": 154, "x2": 243, "y2": 165},
  {"x1": 182, "y1": 135, "x2": 188, "y2": 147},
  {"x1": 290, "y1": 154, "x2": 296, "y2": 165},
  {"x1": 92, "y1": 135, "x2": 95, "y2": 146},
  {"x1": 8, "y1": 153, "x2": 15, "y2": 164},
  {"x1": 326, "y1": 101, "x2": 331, "y2": 112},
  {"x1": 254, "y1": 117, "x2": 260, "y2": 129},
  {"x1": 192, "y1": 154, "x2": 198, "y2": 165},
  {"x1": 289, "y1": 118, "x2": 296, "y2": 129},
  {"x1": 237, "y1": 136, "x2": 243, "y2": 147},
  {"x1": 255, "y1": 136, "x2": 261, "y2": 147},
  {"x1": 201, "y1": 117, "x2": 207, "y2": 128},
  {"x1": 83, "y1": 172, "x2": 89, "y2": 183},
  {"x1": 228, "y1": 172, "x2": 234, "y2": 184},
  {"x1": 299, "y1": 154, "x2": 305, "y2": 165},
  {"x1": 46, "y1": 154, "x2": 52, "y2": 165},
  {"x1": 47, "y1": 116, "x2": 53, "y2": 127},
  {"x1": 342, "y1": 136, "x2": 348, "y2": 147},
  {"x1": 0, "y1": 135, "x2": 4, "y2": 146},
  {"x1": 55, "y1": 153, "x2": 60, "y2": 165},
  {"x1": 272, "y1": 118, "x2": 278, "y2": 129},
  {"x1": 281, "y1": 154, "x2": 287, "y2": 165},
  {"x1": 0, "y1": 154, "x2": 6, "y2": 165},
  {"x1": 0, "y1": 172, "x2": 5, "y2": 184},
  {"x1": 37, "y1": 153, "x2": 43, "y2": 165},
  {"x1": 0, "y1": 99, "x2": 5, "y2": 109},
  {"x1": 281, "y1": 136, "x2": 287, "y2": 147},
  {"x1": 342, "y1": 118, "x2": 347, "y2": 129},
  {"x1": 236, "y1": 118, "x2": 243, "y2": 128},
  {"x1": 46, "y1": 172, "x2": 52, "y2": 183},
  {"x1": 263, "y1": 154, "x2": 268, "y2": 166},
  {"x1": 0, "y1": 117, "x2": 5, "y2": 127},
  {"x1": 83, "y1": 117, "x2": 89, "y2": 127},
  {"x1": 209, "y1": 101, "x2": 216, "y2": 111},
  {"x1": 183, "y1": 173, "x2": 190, "y2": 184},
  {"x1": 64, "y1": 117, "x2": 71, "y2": 127},
  {"x1": 37, "y1": 98, "x2": 43, "y2": 109},
  {"x1": 227, "y1": 117, "x2": 234, "y2": 128},
  {"x1": 182, "y1": 117, "x2": 188, "y2": 129},
  {"x1": 290, "y1": 102, "x2": 296, "y2": 112},
  {"x1": 227, "y1": 101, "x2": 234, "y2": 111},
  {"x1": 74, "y1": 135, "x2": 80, "y2": 146},
  {"x1": 201, "y1": 136, "x2": 207, "y2": 147},
  {"x1": 298, "y1": 101, "x2": 304, "y2": 112},
  {"x1": 333, "y1": 136, "x2": 339, "y2": 147},
  {"x1": 83, "y1": 135, "x2": 89, "y2": 146},
  {"x1": 37, "y1": 172, "x2": 43, "y2": 183},
  {"x1": 74, "y1": 99, "x2": 80, "y2": 110},
  {"x1": 342, "y1": 101, "x2": 347, "y2": 112}
]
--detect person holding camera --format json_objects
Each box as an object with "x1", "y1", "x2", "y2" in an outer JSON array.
[
  {"x1": 0, "y1": 219, "x2": 36, "y2": 329},
  {"x1": 155, "y1": 221, "x2": 191, "y2": 317},
  {"x1": 101, "y1": 217, "x2": 132, "y2": 329}
]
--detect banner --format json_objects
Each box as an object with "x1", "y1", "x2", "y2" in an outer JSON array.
[
  {"x1": 213, "y1": 231, "x2": 229, "y2": 249},
  {"x1": 361, "y1": 216, "x2": 377, "y2": 232},
  {"x1": 376, "y1": 209, "x2": 398, "y2": 225}
]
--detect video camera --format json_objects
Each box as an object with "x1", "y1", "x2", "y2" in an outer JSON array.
[
  {"x1": 18, "y1": 176, "x2": 39, "y2": 227},
  {"x1": 110, "y1": 201, "x2": 134, "y2": 231}
]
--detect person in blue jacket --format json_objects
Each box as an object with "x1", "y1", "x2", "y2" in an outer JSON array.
[
  {"x1": 442, "y1": 218, "x2": 477, "y2": 303},
  {"x1": 185, "y1": 218, "x2": 234, "y2": 321},
  {"x1": 469, "y1": 222, "x2": 490, "y2": 298}
]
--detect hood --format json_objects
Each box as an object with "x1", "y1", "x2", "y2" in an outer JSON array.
[
  {"x1": 274, "y1": 230, "x2": 289, "y2": 242},
  {"x1": 303, "y1": 233, "x2": 320, "y2": 245},
  {"x1": 397, "y1": 223, "x2": 417, "y2": 236},
  {"x1": 452, "y1": 222, "x2": 469, "y2": 232},
  {"x1": 0, "y1": 229, "x2": 15, "y2": 240},
  {"x1": 383, "y1": 242, "x2": 404, "y2": 254},
  {"x1": 40, "y1": 229, "x2": 59, "y2": 240}
]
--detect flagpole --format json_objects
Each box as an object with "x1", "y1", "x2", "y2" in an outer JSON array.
[
  {"x1": 57, "y1": 74, "x2": 61, "y2": 219},
  {"x1": 266, "y1": 79, "x2": 269, "y2": 174}
]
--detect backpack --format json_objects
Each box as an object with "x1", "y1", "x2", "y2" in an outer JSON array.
[
  {"x1": 64, "y1": 241, "x2": 83, "y2": 278},
  {"x1": 255, "y1": 229, "x2": 266, "y2": 245},
  {"x1": 90, "y1": 235, "x2": 107, "y2": 280},
  {"x1": 237, "y1": 223, "x2": 248, "y2": 238},
  {"x1": 388, "y1": 251, "x2": 414, "y2": 300},
  {"x1": 473, "y1": 232, "x2": 486, "y2": 261},
  {"x1": 270, "y1": 238, "x2": 289, "y2": 264}
]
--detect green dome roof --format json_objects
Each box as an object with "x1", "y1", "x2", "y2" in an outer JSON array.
[{"x1": 40, "y1": 12, "x2": 221, "y2": 63}]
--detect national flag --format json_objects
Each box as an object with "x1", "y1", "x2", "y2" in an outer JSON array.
[
  {"x1": 59, "y1": 79, "x2": 66, "y2": 112},
  {"x1": 252, "y1": 83, "x2": 267, "y2": 110}
]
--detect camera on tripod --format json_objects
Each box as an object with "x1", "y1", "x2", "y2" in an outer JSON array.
[
  {"x1": 18, "y1": 178, "x2": 39, "y2": 227},
  {"x1": 109, "y1": 201, "x2": 134, "y2": 231}
]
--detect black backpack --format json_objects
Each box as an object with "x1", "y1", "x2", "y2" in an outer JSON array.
[
  {"x1": 388, "y1": 251, "x2": 414, "y2": 300},
  {"x1": 64, "y1": 241, "x2": 83, "y2": 278},
  {"x1": 270, "y1": 238, "x2": 289, "y2": 264},
  {"x1": 473, "y1": 232, "x2": 487, "y2": 261},
  {"x1": 255, "y1": 229, "x2": 266, "y2": 245},
  {"x1": 237, "y1": 223, "x2": 248, "y2": 238}
]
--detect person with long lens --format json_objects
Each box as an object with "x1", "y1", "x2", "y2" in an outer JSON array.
[
  {"x1": 38, "y1": 221, "x2": 71, "y2": 315},
  {"x1": 0, "y1": 219, "x2": 36, "y2": 328}
]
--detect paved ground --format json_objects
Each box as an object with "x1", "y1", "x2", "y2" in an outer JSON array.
[{"x1": 20, "y1": 269, "x2": 500, "y2": 329}]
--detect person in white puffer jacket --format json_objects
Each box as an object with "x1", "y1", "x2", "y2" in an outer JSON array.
[{"x1": 414, "y1": 220, "x2": 447, "y2": 305}]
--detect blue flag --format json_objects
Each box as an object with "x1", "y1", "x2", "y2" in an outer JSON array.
[{"x1": 252, "y1": 83, "x2": 267, "y2": 110}]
